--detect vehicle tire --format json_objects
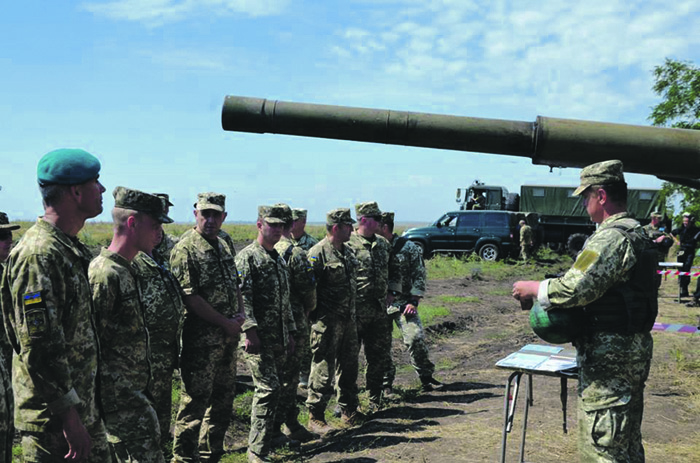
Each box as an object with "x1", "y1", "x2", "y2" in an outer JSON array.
[
  {"x1": 566, "y1": 233, "x2": 588, "y2": 257},
  {"x1": 505, "y1": 193, "x2": 520, "y2": 212},
  {"x1": 478, "y1": 243, "x2": 500, "y2": 261},
  {"x1": 412, "y1": 240, "x2": 430, "y2": 258}
]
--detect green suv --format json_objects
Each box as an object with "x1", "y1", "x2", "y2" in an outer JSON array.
[{"x1": 402, "y1": 210, "x2": 520, "y2": 261}]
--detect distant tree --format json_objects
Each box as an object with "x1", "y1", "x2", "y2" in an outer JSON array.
[{"x1": 649, "y1": 58, "x2": 700, "y2": 224}]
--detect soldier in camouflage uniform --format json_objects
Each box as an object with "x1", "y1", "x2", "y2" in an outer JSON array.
[
  {"x1": 1, "y1": 148, "x2": 112, "y2": 462},
  {"x1": 89, "y1": 187, "x2": 174, "y2": 462},
  {"x1": 347, "y1": 202, "x2": 401, "y2": 408},
  {"x1": 132, "y1": 194, "x2": 185, "y2": 456},
  {"x1": 273, "y1": 205, "x2": 316, "y2": 443},
  {"x1": 153, "y1": 193, "x2": 179, "y2": 263},
  {"x1": 306, "y1": 208, "x2": 364, "y2": 433},
  {"x1": 0, "y1": 212, "x2": 19, "y2": 463},
  {"x1": 642, "y1": 211, "x2": 672, "y2": 289},
  {"x1": 513, "y1": 160, "x2": 657, "y2": 462},
  {"x1": 237, "y1": 205, "x2": 298, "y2": 463},
  {"x1": 170, "y1": 193, "x2": 245, "y2": 463},
  {"x1": 519, "y1": 220, "x2": 534, "y2": 262},
  {"x1": 378, "y1": 212, "x2": 443, "y2": 395}
]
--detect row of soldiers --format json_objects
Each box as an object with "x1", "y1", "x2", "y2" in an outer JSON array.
[{"x1": 0, "y1": 148, "x2": 442, "y2": 463}]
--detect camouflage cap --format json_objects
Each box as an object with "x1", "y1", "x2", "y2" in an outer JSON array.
[
  {"x1": 381, "y1": 211, "x2": 395, "y2": 225},
  {"x1": 292, "y1": 208, "x2": 307, "y2": 221},
  {"x1": 0, "y1": 212, "x2": 20, "y2": 231},
  {"x1": 37, "y1": 148, "x2": 101, "y2": 186},
  {"x1": 327, "y1": 208, "x2": 356, "y2": 226},
  {"x1": 258, "y1": 204, "x2": 289, "y2": 224},
  {"x1": 154, "y1": 193, "x2": 174, "y2": 207},
  {"x1": 355, "y1": 201, "x2": 382, "y2": 218},
  {"x1": 194, "y1": 192, "x2": 226, "y2": 212},
  {"x1": 113, "y1": 186, "x2": 173, "y2": 224},
  {"x1": 572, "y1": 160, "x2": 625, "y2": 196}
]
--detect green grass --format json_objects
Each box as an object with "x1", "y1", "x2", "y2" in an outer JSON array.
[{"x1": 391, "y1": 304, "x2": 451, "y2": 339}]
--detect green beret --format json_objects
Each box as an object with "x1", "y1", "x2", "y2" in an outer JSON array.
[
  {"x1": 0, "y1": 212, "x2": 20, "y2": 231},
  {"x1": 292, "y1": 208, "x2": 307, "y2": 221},
  {"x1": 37, "y1": 148, "x2": 101, "y2": 186},
  {"x1": 194, "y1": 192, "x2": 226, "y2": 212},
  {"x1": 113, "y1": 186, "x2": 173, "y2": 224},
  {"x1": 259, "y1": 204, "x2": 288, "y2": 224},
  {"x1": 572, "y1": 160, "x2": 625, "y2": 196},
  {"x1": 327, "y1": 208, "x2": 356, "y2": 226},
  {"x1": 355, "y1": 201, "x2": 382, "y2": 218}
]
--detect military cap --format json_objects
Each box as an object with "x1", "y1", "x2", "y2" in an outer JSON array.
[
  {"x1": 355, "y1": 201, "x2": 382, "y2": 218},
  {"x1": 154, "y1": 193, "x2": 174, "y2": 207},
  {"x1": 0, "y1": 212, "x2": 20, "y2": 231},
  {"x1": 113, "y1": 186, "x2": 173, "y2": 224},
  {"x1": 572, "y1": 160, "x2": 625, "y2": 196},
  {"x1": 194, "y1": 192, "x2": 226, "y2": 212},
  {"x1": 381, "y1": 212, "x2": 395, "y2": 225},
  {"x1": 37, "y1": 148, "x2": 101, "y2": 186},
  {"x1": 258, "y1": 204, "x2": 288, "y2": 224},
  {"x1": 292, "y1": 208, "x2": 308, "y2": 221},
  {"x1": 326, "y1": 208, "x2": 356, "y2": 226}
]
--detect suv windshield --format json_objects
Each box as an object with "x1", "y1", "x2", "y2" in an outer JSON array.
[{"x1": 436, "y1": 214, "x2": 457, "y2": 227}]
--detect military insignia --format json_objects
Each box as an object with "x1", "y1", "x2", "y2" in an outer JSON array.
[
  {"x1": 309, "y1": 256, "x2": 318, "y2": 263},
  {"x1": 573, "y1": 249, "x2": 599, "y2": 272},
  {"x1": 23, "y1": 291, "x2": 44, "y2": 306},
  {"x1": 23, "y1": 291, "x2": 49, "y2": 338}
]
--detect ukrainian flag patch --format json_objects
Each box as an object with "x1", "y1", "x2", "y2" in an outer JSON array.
[
  {"x1": 24, "y1": 292, "x2": 43, "y2": 306},
  {"x1": 23, "y1": 291, "x2": 48, "y2": 338}
]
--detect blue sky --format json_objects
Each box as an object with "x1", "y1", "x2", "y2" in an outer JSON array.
[{"x1": 2, "y1": 0, "x2": 699, "y2": 223}]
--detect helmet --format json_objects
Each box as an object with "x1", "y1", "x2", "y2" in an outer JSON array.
[{"x1": 529, "y1": 302, "x2": 584, "y2": 344}]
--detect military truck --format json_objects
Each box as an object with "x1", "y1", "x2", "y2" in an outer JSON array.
[{"x1": 456, "y1": 181, "x2": 664, "y2": 255}]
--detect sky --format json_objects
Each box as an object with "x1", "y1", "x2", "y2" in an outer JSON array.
[{"x1": 2, "y1": 0, "x2": 699, "y2": 223}]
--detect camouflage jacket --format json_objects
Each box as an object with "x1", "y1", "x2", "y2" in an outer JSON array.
[
  {"x1": 132, "y1": 252, "x2": 184, "y2": 354},
  {"x1": 642, "y1": 223, "x2": 672, "y2": 260},
  {"x1": 294, "y1": 232, "x2": 319, "y2": 252},
  {"x1": 154, "y1": 233, "x2": 179, "y2": 266},
  {"x1": 308, "y1": 237, "x2": 358, "y2": 320},
  {"x1": 236, "y1": 240, "x2": 296, "y2": 349},
  {"x1": 89, "y1": 249, "x2": 152, "y2": 413},
  {"x1": 389, "y1": 235, "x2": 426, "y2": 306},
  {"x1": 519, "y1": 225, "x2": 533, "y2": 245},
  {"x1": 170, "y1": 229, "x2": 240, "y2": 345},
  {"x1": 274, "y1": 237, "x2": 316, "y2": 329},
  {"x1": 347, "y1": 232, "x2": 401, "y2": 320},
  {"x1": 0, "y1": 218, "x2": 101, "y2": 431}
]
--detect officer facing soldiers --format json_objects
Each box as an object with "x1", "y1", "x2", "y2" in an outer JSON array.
[
  {"x1": 378, "y1": 212, "x2": 443, "y2": 395},
  {"x1": 89, "y1": 187, "x2": 173, "y2": 462},
  {"x1": 306, "y1": 208, "x2": 364, "y2": 434},
  {"x1": 132, "y1": 193, "x2": 185, "y2": 457},
  {"x1": 290, "y1": 208, "x2": 318, "y2": 251},
  {"x1": 273, "y1": 205, "x2": 317, "y2": 443},
  {"x1": 1, "y1": 148, "x2": 112, "y2": 462},
  {"x1": 513, "y1": 160, "x2": 657, "y2": 462},
  {"x1": 347, "y1": 202, "x2": 401, "y2": 409},
  {"x1": 170, "y1": 193, "x2": 245, "y2": 463},
  {"x1": 237, "y1": 205, "x2": 298, "y2": 463}
]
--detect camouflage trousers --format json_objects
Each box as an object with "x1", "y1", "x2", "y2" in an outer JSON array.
[
  {"x1": 104, "y1": 405, "x2": 164, "y2": 463},
  {"x1": 275, "y1": 322, "x2": 309, "y2": 427},
  {"x1": 576, "y1": 332, "x2": 652, "y2": 463},
  {"x1": 243, "y1": 348, "x2": 287, "y2": 457},
  {"x1": 520, "y1": 244, "x2": 533, "y2": 261},
  {"x1": 357, "y1": 315, "x2": 393, "y2": 400},
  {"x1": 172, "y1": 340, "x2": 237, "y2": 463},
  {"x1": 0, "y1": 358, "x2": 12, "y2": 463},
  {"x1": 383, "y1": 312, "x2": 435, "y2": 388},
  {"x1": 306, "y1": 315, "x2": 360, "y2": 414},
  {"x1": 19, "y1": 418, "x2": 113, "y2": 463},
  {"x1": 148, "y1": 339, "x2": 179, "y2": 456}
]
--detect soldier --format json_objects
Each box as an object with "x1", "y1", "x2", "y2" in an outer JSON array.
[
  {"x1": 170, "y1": 192, "x2": 245, "y2": 463},
  {"x1": 237, "y1": 205, "x2": 298, "y2": 463},
  {"x1": 513, "y1": 160, "x2": 657, "y2": 462},
  {"x1": 1, "y1": 148, "x2": 112, "y2": 462},
  {"x1": 519, "y1": 220, "x2": 534, "y2": 261},
  {"x1": 290, "y1": 208, "x2": 318, "y2": 251},
  {"x1": 347, "y1": 202, "x2": 400, "y2": 409},
  {"x1": 379, "y1": 212, "x2": 443, "y2": 395},
  {"x1": 642, "y1": 211, "x2": 672, "y2": 289},
  {"x1": 671, "y1": 213, "x2": 700, "y2": 298},
  {"x1": 89, "y1": 187, "x2": 173, "y2": 462},
  {"x1": 306, "y1": 208, "x2": 364, "y2": 434},
  {"x1": 132, "y1": 193, "x2": 185, "y2": 457},
  {"x1": 273, "y1": 205, "x2": 317, "y2": 443},
  {"x1": 153, "y1": 193, "x2": 179, "y2": 263},
  {"x1": 0, "y1": 212, "x2": 19, "y2": 463}
]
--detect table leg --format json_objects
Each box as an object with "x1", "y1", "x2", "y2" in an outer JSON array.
[{"x1": 500, "y1": 372, "x2": 522, "y2": 463}]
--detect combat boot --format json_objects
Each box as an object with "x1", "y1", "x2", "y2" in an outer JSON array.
[
  {"x1": 421, "y1": 376, "x2": 445, "y2": 392},
  {"x1": 341, "y1": 409, "x2": 366, "y2": 426},
  {"x1": 307, "y1": 410, "x2": 334, "y2": 436},
  {"x1": 283, "y1": 420, "x2": 318, "y2": 443},
  {"x1": 383, "y1": 386, "x2": 398, "y2": 400},
  {"x1": 247, "y1": 449, "x2": 271, "y2": 463}
]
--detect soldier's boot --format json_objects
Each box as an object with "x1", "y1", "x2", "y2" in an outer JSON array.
[
  {"x1": 368, "y1": 389, "x2": 382, "y2": 413},
  {"x1": 421, "y1": 376, "x2": 445, "y2": 392},
  {"x1": 307, "y1": 410, "x2": 334, "y2": 436},
  {"x1": 341, "y1": 408, "x2": 367, "y2": 427},
  {"x1": 383, "y1": 386, "x2": 398, "y2": 400},
  {"x1": 246, "y1": 449, "x2": 271, "y2": 463},
  {"x1": 283, "y1": 420, "x2": 318, "y2": 443}
]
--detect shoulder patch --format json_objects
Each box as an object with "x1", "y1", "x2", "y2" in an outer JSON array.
[
  {"x1": 23, "y1": 291, "x2": 48, "y2": 338},
  {"x1": 573, "y1": 249, "x2": 599, "y2": 272}
]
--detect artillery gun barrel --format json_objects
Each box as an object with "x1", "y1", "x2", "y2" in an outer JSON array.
[{"x1": 221, "y1": 95, "x2": 700, "y2": 180}]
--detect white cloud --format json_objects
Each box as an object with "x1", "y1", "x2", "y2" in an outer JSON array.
[{"x1": 82, "y1": 0, "x2": 288, "y2": 25}]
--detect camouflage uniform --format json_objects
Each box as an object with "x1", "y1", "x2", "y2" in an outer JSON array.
[
  {"x1": 132, "y1": 251, "x2": 184, "y2": 455},
  {"x1": 383, "y1": 235, "x2": 435, "y2": 388},
  {"x1": 170, "y1": 229, "x2": 240, "y2": 463},
  {"x1": 155, "y1": 233, "x2": 180, "y2": 264},
  {"x1": 519, "y1": 223, "x2": 533, "y2": 261},
  {"x1": 306, "y1": 237, "x2": 360, "y2": 414},
  {"x1": 237, "y1": 237, "x2": 296, "y2": 457},
  {"x1": 0, "y1": 261, "x2": 13, "y2": 463},
  {"x1": 295, "y1": 233, "x2": 318, "y2": 252},
  {"x1": 0, "y1": 218, "x2": 112, "y2": 462},
  {"x1": 218, "y1": 230, "x2": 237, "y2": 257},
  {"x1": 89, "y1": 249, "x2": 164, "y2": 462},
  {"x1": 540, "y1": 212, "x2": 655, "y2": 462},
  {"x1": 642, "y1": 219, "x2": 671, "y2": 288},
  {"x1": 347, "y1": 231, "x2": 400, "y2": 401},
  {"x1": 273, "y1": 236, "x2": 316, "y2": 428}
]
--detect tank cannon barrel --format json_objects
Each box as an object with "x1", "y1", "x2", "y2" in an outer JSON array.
[{"x1": 221, "y1": 95, "x2": 700, "y2": 181}]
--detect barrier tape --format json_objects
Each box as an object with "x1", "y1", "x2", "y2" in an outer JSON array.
[
  {"x1": 657, "y1": 270, "x2": 700, "y2": 276},
  {"x1": 653, "y1": 322, "x2": 698, "y2": 334}
]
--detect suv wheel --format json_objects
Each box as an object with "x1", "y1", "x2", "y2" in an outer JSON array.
[
  {"x1": 412, "y1": 240, "x2": 430, "y2": 258},
  {"x1": 478, "y1": 243, "x2": 499, "y2": 261}
]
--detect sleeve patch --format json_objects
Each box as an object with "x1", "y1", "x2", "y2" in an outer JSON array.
[
  {"x1": 23, "y1": 291, "x2": 49, "y2": 338},
  {"x1": 573, "y1": 249, "x2": 599, "y2": 272},
  {"x1": 23, "y1": 291, "x2": 44, "y2": 306}
]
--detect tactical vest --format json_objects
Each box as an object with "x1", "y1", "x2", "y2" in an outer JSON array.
[{"x1": 581, "y1": 219, "x2": 658, "y2": 335}]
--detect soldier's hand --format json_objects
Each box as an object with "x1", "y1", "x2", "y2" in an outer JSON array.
[
  {"x1": 403, "y1": 303, "x2": 418, "y2": 316},
  {"x1": 244, "y1": 328, "x2": 261, "y2": 354},
  {"x1": 61, "y1": 407, "x2": 92, "y2": 462},
  {"x1": 512, "y1": 281, "x2": 539, "y2": 301}
]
